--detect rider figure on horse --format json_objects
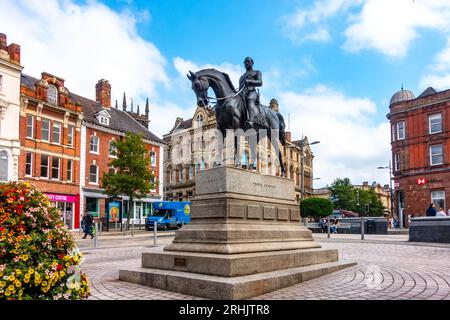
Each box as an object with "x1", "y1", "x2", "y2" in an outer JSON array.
[{"x1": 239, "y1": 57, "x2": 263, "y2": 129}]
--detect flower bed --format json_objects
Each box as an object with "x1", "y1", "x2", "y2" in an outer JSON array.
[{"x1": 0, "y1": 182, "x2": 90, "y2": 300}]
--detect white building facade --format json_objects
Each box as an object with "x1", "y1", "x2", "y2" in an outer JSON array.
[{"x1": 0, "y1": 34, "x2": 22, "y2": 182}]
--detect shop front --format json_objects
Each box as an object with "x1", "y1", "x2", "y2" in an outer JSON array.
[{"x1": 44, "y1": 193, "x2": 80, "y2": 230}]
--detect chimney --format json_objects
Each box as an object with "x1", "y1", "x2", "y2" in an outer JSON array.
[
  {"x1": 0, "y1": 33, "x2": 6, "y2": 51},
  {"x1": 95, "y1": 79, "x2": 111, "y2": 108},
  {"x1": 284, "y1": 131, "x2": 291, "y2": 142}
]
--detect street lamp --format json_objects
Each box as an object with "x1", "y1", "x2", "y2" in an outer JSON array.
[
  {"x1": 300, "y1": 140, "x2": 320, "y2": 202},
  {"x1": 377, "y1": 161, "x2": 399, "y2": 228}
]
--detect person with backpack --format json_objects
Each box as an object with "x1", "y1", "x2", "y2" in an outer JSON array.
[{"x1": 82, "y1": 210, "x2": 94, "y2": 239}]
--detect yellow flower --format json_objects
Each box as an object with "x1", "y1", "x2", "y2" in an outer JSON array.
[
  {"x1": 24, "y1": 278, "x2": 29, "y2": 284},
  {"x1": 5, "y1": 290, "x2": 10, "y2": 296},
  {"x1": 15, "y1": 269, "x2": 22, "y2": 276},
  {"x1": 65, "y1": 262, "x2": 70, "y2": 267},
  {"x1": 28, "y1": 268, "x2": 34, "y2": 274},
  {"x1": 0, "y1": 281, "x2": 5, "y2": 287},
  {"x1": 8, "y1": 285, "x2": 14, "y2": 291},
  {"x1": 14, "y1": 280, "x2": 21, "y2": 288},
  {"x1": 59, "y1": 271, "x2": 65, "y2": 277},
  {"x1": 8, "y1": 275, "x2": 15, "y2": 281}
]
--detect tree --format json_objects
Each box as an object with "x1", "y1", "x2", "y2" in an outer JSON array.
[
  {"x1": 102, "y1": 132, "x2": 155, "y2": 231},
  {"x1": 328, "y1": 178, "x2": 354, "y2": 211},
  {"x1": 300, "y1": 197, "x2": 333, "y2": 219}
]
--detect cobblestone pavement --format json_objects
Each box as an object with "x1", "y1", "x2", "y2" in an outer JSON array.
[{"x1": 78, "y1": 235, "x2": 450, "y2": 300}]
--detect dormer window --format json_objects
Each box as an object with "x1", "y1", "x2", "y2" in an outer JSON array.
[
  {"x1": 48, "y1": 85, "x2": 58, "y2": 105},
  {"x1": 196, "y1": 113, "x2": 204, "y2": 127},
  {"x1": 95, "y1": 110, "x2": 111, "y2": 126}
]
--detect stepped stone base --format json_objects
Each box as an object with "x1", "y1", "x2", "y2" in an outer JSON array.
[
  {"x1": 119, "y1": 166, "x2": 356, "y2": 299},
  {"x1": 119, "y1": 260, "x2": 356, "y2": 300}
]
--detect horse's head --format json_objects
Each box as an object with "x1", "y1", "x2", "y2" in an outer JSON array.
[{"x1": 187, "y1": 70, "x2": 209, "y2": 107}]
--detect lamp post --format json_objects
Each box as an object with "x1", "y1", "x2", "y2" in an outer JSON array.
[
  {"x1": 377, "y1": 161, "x2": 398, "y2": 228},
  {"x1": 300, "y1": 140, "x2": 320, "y2": 202}
]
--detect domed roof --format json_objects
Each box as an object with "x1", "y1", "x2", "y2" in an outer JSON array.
[{"x1": 390, "y1": 89, "x2": 415, "y2": 105}]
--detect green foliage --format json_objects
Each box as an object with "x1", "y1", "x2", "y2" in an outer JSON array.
[
  {"x1": 328, "y1": 178, "x2": 386, "y2": 216},
  {"x1": 0, "y1": 182, "x2": 90, "y2": 300},
  {"x1": 102, "y1": 133, "x2": 155, "y2": 226},
  {"x1": 300, "y1": 197, "x2": 333, "y2": 218}
]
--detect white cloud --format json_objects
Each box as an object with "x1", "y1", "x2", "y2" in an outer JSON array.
[
  {"x1": 420, "y1": 37, "x2": 450, "y2": 90},
  {"x1": 0, "y1": 0, "x2": 169, "y2": 105},
  {"x1": 148, "y1": 101, "x2": 196, "y2": 138},
  {"x1": 343, "y1": 0, "x2": 450, "y2": 57},
  {"x1": 279, "y1": 85, "x2": 391, "y2": 187},
  {"x1": 280, "y1": 0, "x2": 363, "y2": 44}
]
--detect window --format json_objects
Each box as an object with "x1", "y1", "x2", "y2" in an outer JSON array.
[
  {"x1": 47, "y1": 85, "x2": 58, "y2": 105},
  {"x1": 178, "y1": 166, "x2": 184, "y2": 182},
  {"x1": 188, "y1": 165, "x2": 194, "y2": 180},
  {"x1": 68, "y1": 126, "x2": 74, "y2": 147},
  {"x1": 108, "y1": 141, "x2": 117, "y2": 157},
  {"x1": 67, "y1": 159, "x2": 73, "y2": 182},
  {"x1": 430, "y1": 145, "x2": 443, "y2": 165},
  {"x1": 25, "y1": 152, "x2": 33, "y2": 176},
  {"x1": 89, "y1": 164, "x2": 98, "y2": 184},
  {"x1": 431, "y1": 191, "x2": 445, "y2": 212},
  {"x1": 241, "y1": 151, "x2": 249, "y2": 169},
  {"x1": 0, "y1": 150, "x2": 8, "y2": 181},
  {"x1": 41, "y1": 118, "x2": 50, "y2": 142},
  {"x1": 196, "y1": 114, "x2": 204, "y2": 127},
  {"x1": 394, "y1": 153, "x2": 400, "y2": 171},
  {"x1": 52, "y1": 122, "x2": 61, "y2": 144},
  {"x1": 51, "y1": 157, "x2": 60, "y2": 180},
  {"x1": 391, "y1": 124, "x2": 396, "y2": 142},
  {"x1": 40, "y1": 154, "x2": 49, "y2": 178},
  {"x1": 429, "y1": 113, "x2": 442, "y2": 134},
  {"x1": 26, "y1": 115, "x2": 34, "y2": 138},
  {"x1": 150, "y1": 151, "x2": 156, "y2": 167},
  {"x1": 396, "y1": 121, "x2": 405, "y2": 140},
  {"x1": 99, "y1": 116, "x2": 109, "y2": 126},
  {"x1": 0, "y1": 74, "x2": 3, "y2": 92},
  {"x1": 90, "y1": 135, "x2": 99, "y2": 153},
  {"x1": 85, "y1": 197, "x2": 98, "y2": 214}
]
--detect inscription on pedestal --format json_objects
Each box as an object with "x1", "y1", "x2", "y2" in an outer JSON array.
[{"x1": 290, "y1": 209, "x2": 300, "y2": 221}]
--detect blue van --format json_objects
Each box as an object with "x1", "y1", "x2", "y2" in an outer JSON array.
[{"x1": 145, "y1": 201, "x2": 191, "y2": 230}]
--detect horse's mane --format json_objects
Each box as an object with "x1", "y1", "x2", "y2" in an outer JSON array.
[{"x1": 197, "y1": 69, "x2": 236, "y2": 92}]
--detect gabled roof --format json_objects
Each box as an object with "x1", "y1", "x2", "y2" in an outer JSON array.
[
  {"x1": 21, "y1": 73, "x2": 164, "y2": 144},
  {"x1": 418, "y1": 87, "x2": 437, "y2": 98}
]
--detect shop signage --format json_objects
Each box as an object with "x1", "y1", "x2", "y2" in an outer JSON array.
[
  {"x1": 45, "y1": 193, "x2": 77, "y2": 203},
  {"x1": 417, "y1": 178, "x2": 428, "y2": 185}
]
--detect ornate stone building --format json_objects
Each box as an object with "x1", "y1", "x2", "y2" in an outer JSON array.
[
  {"x1": 0, "y1": 33, "x2": 22, "y2": 182},
  {"x1": 162, "y1": 104, "x2": 315, "y2": 204}
]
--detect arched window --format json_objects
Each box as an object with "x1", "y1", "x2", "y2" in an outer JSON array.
[
  {"x1": 188, "y1": 165, "x2": 194, "y2": 180},
  {"x1": 196, "y1": 113, "x2": 204, "y2": 127},
  {"x1": 178, "y1": 165, "x2": 184, "y2": 182},
  {"x1": 0, "y1": 150, "x2": 8, "y2": 181},
  {"x1": 295, "y1": 168, "x2": 300, "y2": 186},
  {"x1": 289, "y1": 165, "x2": 294, "y2": 180},
  {"x1": 241, "y1": 151, "x2": 249, "y2": 169},
  {"x1": 47, "y1": 85, "x2": 58, "y2": 105}
]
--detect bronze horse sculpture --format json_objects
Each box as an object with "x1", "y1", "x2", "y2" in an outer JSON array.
[{"x1": 187, "y1": 69, "x2": 286, "y2": 176}]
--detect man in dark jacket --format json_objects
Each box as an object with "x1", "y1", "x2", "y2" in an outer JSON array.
[
  {"x1": 82, "y1": 210, "x2": 94, "y2": 239},
  {"x1": 426, "y1": 203, "x2": 436, "y2": 217}
]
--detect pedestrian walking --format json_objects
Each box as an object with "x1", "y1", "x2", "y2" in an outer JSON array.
[
  {"x1": 82, "y1": 210, "x2": 94, "y2": 239},
  {"x1": 426, "y1": 203, "x2": 436, "y2": 217}
]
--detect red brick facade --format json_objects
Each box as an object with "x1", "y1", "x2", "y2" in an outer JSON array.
[
  {"x1": 19, "y1": 72, "x2": 83, "y2": 229},
  {"x1": 388, "y1": 88, "x2": 450, "y2": 226}
]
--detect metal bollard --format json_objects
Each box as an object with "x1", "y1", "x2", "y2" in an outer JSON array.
[
  {"x1": 94, "y1": 222, "x2": 98, "y2": 247},
  {"x1": 327, "y1": 219, "x2": 330, "y2": 238},
  {"x1": 131, "y1": 220, "x2": 134, "y2": 237},
  {"x1": 361, "y1": 216, "x2": 365, "y2": 240},
  {"x1": 153, "y1": 221, "x2": 157, "y2": 245}
]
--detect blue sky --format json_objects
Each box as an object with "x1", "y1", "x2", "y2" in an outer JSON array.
[{"x1": 2, "y1": 0, "x2": 450, "y2": 188}]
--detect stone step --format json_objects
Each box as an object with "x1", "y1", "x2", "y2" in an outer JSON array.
[
  {"x1": 119, "y1": 260, "x2": 357, "y2": 300},
  {"x1": 142, "y1": 247, "x2": 338, "y2": 277}
]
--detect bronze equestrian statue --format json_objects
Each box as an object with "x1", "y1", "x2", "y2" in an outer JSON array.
[{"x1": 187, "y1": 58, "x2": 286, "y2": 176}]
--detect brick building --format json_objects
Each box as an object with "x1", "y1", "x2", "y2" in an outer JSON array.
[
  {"x1": 0, "y1": 33, "x2": 22, "y2": 182},
  {"x1": 387, "y1": 87, "x2": 450, "y2": 226},
  {"x1": 79, "y1": 80, "x2": 165, "y2": 226},
  {"x1": 19, "y1": 72, "x2": 83, "y2": 230}
]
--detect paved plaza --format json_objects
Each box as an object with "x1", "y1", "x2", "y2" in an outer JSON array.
[{"x1": 75, "y1": 232, "x2": 450, "y2": 300}]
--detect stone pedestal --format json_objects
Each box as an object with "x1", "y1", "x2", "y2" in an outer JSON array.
[{"x1": 119, "y1": 166, "x2": 355, "y2": 299}]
